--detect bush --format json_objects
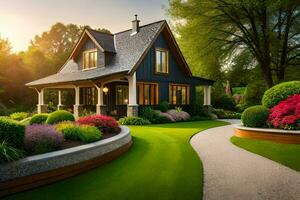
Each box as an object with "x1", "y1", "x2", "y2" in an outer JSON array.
[
  {"x1": 77, "y1": 114, "x2": 120, "y2": 134},
  {"x1": 30, "y1": 113, "x2": 49, "y2": 125},
  {"x1": 167, "y1": 109, "x2": 191, "y2": 121},
  {"x1": 46, "y1": 110, "x2": 75, "y2": 124},
  {"x1": 9, "y1": 112, "x2": 29, "y2": 121},
  {"x1": 56, "y1": 122, "x2": 102, "y2": 143},
  {"x1": 241, "y1": 105, "x2": 269, "y2": 128},
  {"x1": 212, "y1": 94, "x2": 236, "y2": 111},
  {"x1": 24, "y1": 125, "x2": 64, "y2": 154},
  {"x1": 262, "y1": 81, "x2": 300, "y2": 108},
  {"x1": 20, "y1": 117, "x2": 31, "y2": 126},
  {"x1": 119, "y1": 117, "x2": 151, "y2": 125},
  {"x1": 190, "y1": 103, "x2": 206, "y2": 117},
  {"x1": 0, "y1": 141, "x2": 24, "y2": 163},
  {"x1": 0, "y1": 118, "x2": 25, "y2": 148},
  {"x1": 243, "y1": 81, "x2": 267, "y2": 106},
  {"x1": 158, "y1": 101, "x2": 169, "y2": 112},
  {"x1": 213, "y1": 109, "x2": 241, "y2": 119},
  {"x1": 139, "y1": 107, "x2": 172, "y2": 124},
  {"x1": 268, "y1": 94, "x2": 300, "y2": 130}
]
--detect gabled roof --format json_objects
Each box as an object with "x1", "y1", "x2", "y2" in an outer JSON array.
[{"x1": 26, "y1": 20, "x2": 212, "y2": 87}]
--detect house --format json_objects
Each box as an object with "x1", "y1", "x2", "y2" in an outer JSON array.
[{"x1": 26, "y1": 15, "x2": 214, "y2": 118}]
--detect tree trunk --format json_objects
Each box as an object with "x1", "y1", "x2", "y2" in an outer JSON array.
[{"x1": 260, "y1": 60, "x2": 274, "y2": 88}]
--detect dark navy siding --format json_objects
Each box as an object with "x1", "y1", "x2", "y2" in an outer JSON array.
[{"x1": 136, "y1": 33, "x2": 198, "y2": 103}]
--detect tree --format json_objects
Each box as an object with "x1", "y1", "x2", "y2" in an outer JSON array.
[{"x1": 168, "y1": 0, "x2": 300, "y2": 87}]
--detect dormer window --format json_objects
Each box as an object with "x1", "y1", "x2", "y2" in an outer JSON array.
[{"x1": 83, "y1": 49, "x2": 97, "y2": 70}]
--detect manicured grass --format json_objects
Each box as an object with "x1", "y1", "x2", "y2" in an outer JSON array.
[
  {"x1": 231, "y1": 136, "x2": 300, "y2": 171},
  {"x1": 6, "y1": 120, "x2": 228, "y2": 200}
]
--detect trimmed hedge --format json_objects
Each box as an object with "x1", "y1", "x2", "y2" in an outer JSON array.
[
  {"x1": 46, "y1": 110, "x2": 75, "y2": 124},
  {"x1": 0, "y1": 118, "x2": 25, "y2": 148},
  {"x1": 262, "y1": 81, "x2": 300, "y2": 108},
  {"x1": 119, "y1": 117, "x2": 151, "y2": 125},
  {"x1": 241, "y1": 105, "x2": 269, "y2": 128},
  {"x1": 56, "y1": 122, "x2": 102, "y2": 143},
  {"x1": 10, "y1": 112, "x2": 29, "y2": 121},
  {"x1": 30, "y1": 113, "x2": 49, "y2": 125}
]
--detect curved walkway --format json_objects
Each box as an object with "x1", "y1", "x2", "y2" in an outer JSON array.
[{"x1": 191, "y1": 120, "x2": 300, "y2": 200}]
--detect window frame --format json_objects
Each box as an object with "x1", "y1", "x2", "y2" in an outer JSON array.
[
  {"x1": 137, "y1": 82, "x2": 159, "y2": 105},
  {"x1": 169, "y1": 83, "x2": 190, "y2": 105},
  {"x1": 116, "y1": 85, "x2": 129, "y2": 106},
  {"x1": 82, "y1": 49, "x2": 97, "y2": 70},
  {"x1": 154, "y1": 48, "x2": 169, "y2": 75}
]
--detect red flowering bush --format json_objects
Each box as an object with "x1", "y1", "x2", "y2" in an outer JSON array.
[
  {"x1": 77, "y1": 114, "x2": 120, "y2": 134},
  {"x1": 268, "y1": 94, "x2": 300, "y2": 130}
]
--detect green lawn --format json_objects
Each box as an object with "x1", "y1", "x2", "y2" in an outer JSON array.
[
  {"x1": 6, "y1": 120, "x2": 228, "y2": 200},
  {"x1": 231, "y1": 136, "x2": 300, "y2": 171}
]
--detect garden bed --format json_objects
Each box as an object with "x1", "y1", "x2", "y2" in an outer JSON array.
[
  {"x1": 0, "y1": 126, "x2": 132, "y2": 197},
  {"x1": 234, "y1": 124, "x2": 300, "y2": 144}
]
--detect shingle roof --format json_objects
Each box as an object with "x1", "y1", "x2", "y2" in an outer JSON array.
[{"x1": 26, "y1": 20, "x2": 166, "y2": 87}]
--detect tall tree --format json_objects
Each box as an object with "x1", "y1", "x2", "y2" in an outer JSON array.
[{"x1": 168, "y1": 0, "x2": 300, "y2": 87}]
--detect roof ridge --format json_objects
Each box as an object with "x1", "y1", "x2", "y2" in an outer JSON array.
[
  {"x1": 87, "y1": 28, "x2": 114, "y2": 36},
  {"x1": 113, "y1": 19, "x2": 166, "y2": 35}
]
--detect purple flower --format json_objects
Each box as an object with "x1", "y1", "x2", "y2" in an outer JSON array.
[{"x1": 166, "y1": 110, "x2": 191, "y2": 121}]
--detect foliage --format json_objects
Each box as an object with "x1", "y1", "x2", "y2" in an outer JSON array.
[
  {"x1": 7, "y1": 121, "x2": 229, "y2": 200},
  {"x1": 9, "y1": 112, "x2": 29, "y2": 121},
  {"x1": 139, "y1": 107, "x2": 172, "y2": 124},
  {"x1": 190, "y1": 103, "x2": 207, "y2": 117},
  {"x1": 0, "y1": 141, "x2": 24, "y2": 164},
  {"x1": 77, "y1": 114, "x2": 120, "y2": 134},
  {"x1": 262, "y1": 81, "x2": 300, "y2": 108},
  {"x1": 166, "y1": 109, "x2": 191, "y2": 121},
  {"x1": 119, "y1": 117, "x2": 151, "y2": 126},
  {"x1": 46, "y1": 110, "x2": 75, "y2": 124},
  {"x1": 24, "y1": 125, "x2": 63, "y2": 154},
  {"x1": 268, "y1": 94, "x2": 300, "y2": 130},
  {"x1": 20, "y1": 117, "x2": 31, "y2": 126},
  {"x1": 30, "y1": 113, "x2": 49, "y2": 125},
  {"x1": 158, "y1": 111, "x2": 175, "y2": 122},
  {"x1": 231, "y1": 136, "x2": 300, "y2": 171},
  {"x1": 56, "y1": 122, "x2": 102, "y2": 143},
  {"x1": 243, "y1": 81, "x2": 267, "y2": 106},
  {"x1": 168, "y1": 0, "x2": 300, "y2": 87},
  {"x1": 212, "y1": 109, "x2": 241, "y2": 119},
  {"x1": 212, "y1": 94, "x2": 236, "y2": 111},
  {"x1": 0, "y1": 118, "x2": 25, "y2": 148},
  {"x1": 158, "y1": 101, "x2": 169, "y2": 112},
  {"x1": 241, "y1": 106, "x2": 269, "y2": 128}
]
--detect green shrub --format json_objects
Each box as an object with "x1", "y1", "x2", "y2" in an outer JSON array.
[
  {"x1": 20, "y1": 117, "x2": 31, "y2": 126},
  {"x1": 9, "y1": 112, "x2": 29, "y2": 121},
  {"x1": 190, "y1": 103, "x2": 206, "y2": 117},
  {"x1": 0, "y1": 118, "x2": 25, "y2": 148},
  {"x1": 46, "y1": 110, "x2": 75, "y2": 124},
  {"x1": 244, "y1": 81, "x2": 267, "y2": 106},
  {"x1": 56, "y1": 122, "x2": 102, "y2": 143},
  {"x1": 30, "y1": 113, "x2": 49, "y2": 125},
  {"x1": 119, "y1": 116, "x2": 151, "y2": 125},
  {"x1": 139, "y1": 107, "x2": 172, "y2": 124},
  {"x1": 262, "y1": 81, "x2": 300, "y2": 108},
  {"x1": 212, "y1": 94, "x2": 236, "y2": 111},
  {"x1": 213, "y1": 109, "x2": 241, "y2": 119},
  {"x1": 158, "y1": 101, "x2": 169, "y2": 112},
  {"x1": 241, "y1": 105, "x2": 269, "y2": 128},
  {"x1": 0, "y1": 141, "x2": 24, "y2": 164}
]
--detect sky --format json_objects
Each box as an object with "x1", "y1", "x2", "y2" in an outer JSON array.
[{"x1": 0, "y1": 0, "x2": 169, "y2": 52}]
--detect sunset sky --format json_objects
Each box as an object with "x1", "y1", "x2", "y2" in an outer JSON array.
[{"x1": 0, "y1": 0, "x2": 168, "y2": 52}]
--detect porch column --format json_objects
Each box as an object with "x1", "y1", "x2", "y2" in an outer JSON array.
[
  {"x1": 127, "y1": 72, "x2": 138, "y2": 116},
  {"x1": 57, "y1": 90, "x2": 64, "y2": 110},
  {"x1": 203, "y1": 85, "x2": 212, "y2": 114},
  {"x1": 95, "y1": 84, "x2": 107, "y2": 115},
  {"x1": 73, "y1": 86, "x2": 83, "y2": 118},
  {"x1": 37, "y1": 88, "x2": 47, "y2": 113}
]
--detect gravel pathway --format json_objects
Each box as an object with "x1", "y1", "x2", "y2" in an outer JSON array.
[{"x1": 190, "y1": 120, "x2": 300, "y2": 200}]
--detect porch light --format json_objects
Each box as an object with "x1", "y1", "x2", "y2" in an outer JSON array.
[
  {"x1": 103, "y1": 87, "x2": 109, "y2": 95},
  {"x1": 124, "y1": 99, "x2": 128, "y2": 104}
]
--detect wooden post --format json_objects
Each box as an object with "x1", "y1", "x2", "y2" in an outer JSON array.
[{"x1": 127, "y1": 72, "x2": 138, "y2": 116}]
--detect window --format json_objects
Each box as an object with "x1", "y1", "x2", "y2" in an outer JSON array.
[
  {"x1": 116, "y1": 86, "x2": 129, "y2": 105},
  {"x1": 155, "y1": 48, "x2": 169, "y2": 74},
  {"x1": 80, "y1": 87, "x2": 97, "y2": 105},
  {"x1": 83, "y1": 49, "x2": 97, "y2": 69},
  {"x1": 137, "y1": 82, "x2": 159, "y2": 105},
  {"x1": 169, "y1": 84, "x2": 190, "y2": 105}
]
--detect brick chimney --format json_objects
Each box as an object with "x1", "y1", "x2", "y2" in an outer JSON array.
[{"x1": 131, "y1": 14, "x2": 140, "y2": 36}]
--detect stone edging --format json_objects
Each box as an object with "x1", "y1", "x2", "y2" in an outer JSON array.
[
  {"x1": 0, "y1": 126, "x2": 132, "y2": 197},
  {"x1": 234, "y1": 124, "x2": 300, "y2": 144}
]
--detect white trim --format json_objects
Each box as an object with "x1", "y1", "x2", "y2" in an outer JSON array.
[{"x1": 127, "y1": 72, "x2": 137, "y2": 105}]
